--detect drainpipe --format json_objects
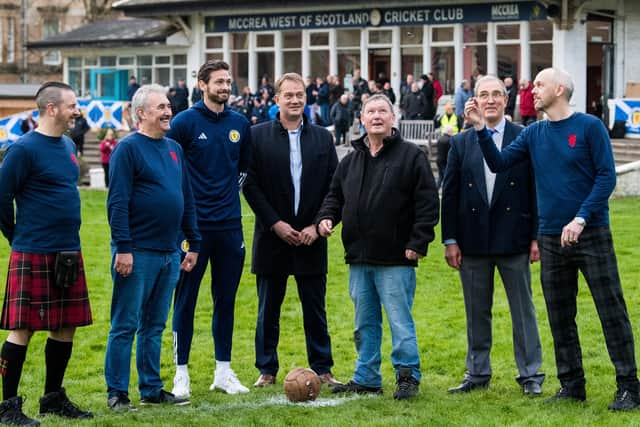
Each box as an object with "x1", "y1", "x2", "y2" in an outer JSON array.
[{"x1": 22, "y1": 0, "x2": 28, "y2": 83}]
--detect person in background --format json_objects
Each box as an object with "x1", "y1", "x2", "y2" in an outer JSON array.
[
  {"x1": 127, "y1": 76, "x2": 140, "y2": 102},
  {"x1": 69, "y1": 110, "x2": 90, "y2": 155},
  {"x1": 330, "y1": 94, "x2": 353, "y2": 146},
  {"x1": 429, "y1": 72, "x2": 443, "y2": 108},
  {"x1": 454, "y1": 80, "x2": 473, "y2": 125},
  {"x1": 518, "y1": 79, "x2": 537, "y2": 126},
  {"x1": 420, "y1": 74, "x2": 436, "y2": 120},
  {"x1": 435, "y1": 102, "x2": 459, "y2": 188},
  {"x1": 99, "y1": 128, "x2": 118, "y2": 188},
  {"x1": 173, "y1": 79, "x2": 190, "y2": 114},
  {"x1": 504, "y1": 76, "x2": 517, "y2": 120},
  {"x1": 20, "y1": 112, "x2": 37, "y2": 134},
  {"x1": 401, "y1": 83, "x2": 425, "y2": 120}
]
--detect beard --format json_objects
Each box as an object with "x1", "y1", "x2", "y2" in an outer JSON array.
[{"x1": 206, "y1": 90, "x2": 229, "y2": 105}]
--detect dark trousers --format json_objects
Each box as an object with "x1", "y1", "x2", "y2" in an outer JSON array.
[
  {"x1": 436, "y1": 135, "x2": 452, "y2": 188},
  {"x1": 335, "y1": 125, "x2": 350, "y2": 145},
  {"x1": 172, "y1": 229, "x2": 245, "y2": 364},
  {"x1": 102, "y1": 162, "x2": 110, "y2": 188},
  {"x1": 255, "y1": 274, "x2": 333, "y2": 376},
  {"x1": 539, "y1": 227, "x2": 639, "y2": 390}
]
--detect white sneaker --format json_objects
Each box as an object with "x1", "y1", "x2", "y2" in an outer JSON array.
[
  {"x1": 172, "y1": 371, "x2": 191, "y2": 399},
  {"x1": 210, "y1": 368, "x2": 249, "y2": 394}
]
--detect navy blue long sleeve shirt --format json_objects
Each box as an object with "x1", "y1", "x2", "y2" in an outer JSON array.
[
  {"x1": 107, "y1": 132, "x2": 200, "y2": 253},
  {"x1": 477, "y1": 112, "x2": 616, "y2": 234},
  {"x1": 166, "y1": 102, "x2": 251, "y2": 231},
  {"x1": 0, "y1": 131, "x2": 81, "y2": 253}
]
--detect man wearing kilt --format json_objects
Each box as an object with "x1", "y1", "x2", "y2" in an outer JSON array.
[{"x1": 0, "y1": 82, "x2": 93, "y2": 425}]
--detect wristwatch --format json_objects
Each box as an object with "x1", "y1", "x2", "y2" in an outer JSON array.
[{"x1": 574, "y1": 217, "x2": 586, "y2": 227}]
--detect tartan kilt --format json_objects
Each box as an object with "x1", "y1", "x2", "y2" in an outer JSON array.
[{"x1": 1, "y1": 250, "x2": 93, "y2": 331}]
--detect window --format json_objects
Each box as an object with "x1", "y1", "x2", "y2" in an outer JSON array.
[
  {"x1": 0, "y1": 19, "x2": 4, "y2": 62},
  {"x1": 256, "y1": 33, "x2": 274, "y2": 48},
  {"x1": 282, "y1": 31, "x2": 302, "y2": 75},
  {"x1": 206, "y1": 35, "x2": 223, "y2": 49},
  {"x1": 496, "y1": 24, "x2": 519, "y2": 41},
  {"x1": 337, "y1": 29, "x2": 360, "y2": 47},
  {"x1": 119, "y1": 57, "x2": 134, "y2": 66},
  {"x1": 530, "y1": 21, "x2": 552, "y2": 78},
  {"x1": 432, "y1": 47, "x2": 455, "y2": 94},
  {"x1": 368, "y1": 30, "x2": 392, "y2": 45},
  {"x1": 100, "y1": 56, "x2": 117, "y2": 67},
  {"x1": 432, "y1": 26, "x2": 454, "y2": 43},
  {"x1": 310, "y1": 32, "x2": 329, "y2": 46},
  {"x1": 7, "y1": 17, "x2": 15, "y2": 63},
  {"x1": 43, "y1": 18, "x2": 61, "y2": 64},
  {"x1": 463, "y1": 24, "x2": 487, "y2": 80},
  {"x1": 231, "y1": 32, "x2": 249, "y2": 91}
]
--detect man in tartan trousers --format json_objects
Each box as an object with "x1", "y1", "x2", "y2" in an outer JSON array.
[
  {"x1": 0, "y1": 82, "x2": 94, "y2": 425},
  {"x1": 467, "y1": 67, "x2": 640, "y2": 411}
]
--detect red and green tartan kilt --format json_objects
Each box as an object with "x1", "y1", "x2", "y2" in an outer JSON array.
[{"x1": 1, "y1": 250, "x2": 93, "y2": 331}]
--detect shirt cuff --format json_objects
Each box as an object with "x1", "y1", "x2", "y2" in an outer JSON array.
[{"x1": 444, "y1": 239, "x2": 457, "y2": 246}]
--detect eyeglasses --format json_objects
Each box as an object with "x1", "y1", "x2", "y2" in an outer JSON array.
[{"x1": 477, "y1": 91, "x2": 506, "y2": 101}]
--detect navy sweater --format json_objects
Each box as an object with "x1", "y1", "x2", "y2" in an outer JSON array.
[
  {"x1": 107, "y1": 132, "x2": 200, "y2": 253},
  {"x1": 478, "y1": 112, "x2": 616, "y2": 234},
  {"x1": 0, "y1": 131, "x2": 81, "y2": 253},
  {"x1": 167, "y1": 102, "x2": 251, "y2": 231}
]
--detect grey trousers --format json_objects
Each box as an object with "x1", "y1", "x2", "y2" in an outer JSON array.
[{"x1": 459, "y1": 253, "x2": 544, "y2": 385}]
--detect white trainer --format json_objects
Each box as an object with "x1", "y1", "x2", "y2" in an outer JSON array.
[
  {"x1": 172, "y1": 371, "x2": 191, "y2": 399},
  {"x1": 210, "y1": 368, "x2": 249, "y2": 394}
]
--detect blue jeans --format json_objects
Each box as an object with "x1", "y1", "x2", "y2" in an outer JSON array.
[
  {"x1": 348, "y1": 264, "x2": 421, "y2": 388},
  {"x1": 105, "y1": 249, "x2": 180, "y2": 399}
]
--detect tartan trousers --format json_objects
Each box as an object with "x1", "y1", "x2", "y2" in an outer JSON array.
[{"x1": 539, "y1": 227, "x2": 639, "y2": 389}]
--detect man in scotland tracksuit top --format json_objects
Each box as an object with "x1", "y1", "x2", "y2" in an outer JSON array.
[{"x1": 167, "y1": 60, "x2": 252, "y2": 396}]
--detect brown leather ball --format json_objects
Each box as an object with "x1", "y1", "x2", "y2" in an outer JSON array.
[{"x1": 283, "y1": 368, "x2": 321, "y2": 402}]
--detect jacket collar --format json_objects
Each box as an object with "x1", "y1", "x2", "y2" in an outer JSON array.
[
  {"x1": 274, "y1": 112, "x2": 308, "y2": 135},
  {"x1": 352, "y1": 128, "x2": 402, "y2": 153}
]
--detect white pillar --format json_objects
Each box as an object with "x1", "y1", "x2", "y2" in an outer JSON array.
[
  {"x1": 186, "y1": 14, "x2": 203, "y2": 91},
  {"x1": 520, "y1": 20, "x2": 530, "y2": 81},
  {"x1": 329, "y1": 29, "x2": 338, "y2": 76},
  {"x1": 454, "y1": 23, "x2": 463, "y2": 86},
  {"x1": 360, "y1": 29, "x2": 369, "y2": 80},
  {"x1": 391, "y1": 26, "x2": 401, "y2": 102},
  {"x1": 222, "y1": 33, "x2": 231, "y2": 64},
  {"x1": 614, "y1": 0, "x2": 626, "y2": 98},
  {"x1": 487, "y1": 22, "x2": 497, "y2": 76},
  {"x1": 274, "y1": 31, "x2": 283, "y2": 80},
  {"x1": 423, "y1": 24, "x2": 431, "y2": 76},
  {"x1": 552, "y1": 15, "x2": 587, "y2": 112},
  {"x1": 302, "y1": 30, "x2": 310, "y2": 79},
  {"x1": 248, "y1": 32, "x2": 257, "y2": 92}
]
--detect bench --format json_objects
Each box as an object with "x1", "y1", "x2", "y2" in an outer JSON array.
[{"x1": 399, "y1": 120, "x2": 437, "y2": 156}]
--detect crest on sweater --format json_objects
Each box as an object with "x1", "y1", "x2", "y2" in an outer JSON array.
[
  {"x1": 568, "y1": 134, "x2": 577, "y2": 148},
  {"x1": 229, "y1": 130, "x2": 241, "y2": 143}
]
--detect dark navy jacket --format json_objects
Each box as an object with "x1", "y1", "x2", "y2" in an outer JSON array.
[
  {"x1": 441, "y1": 120, "x2": 537, "y2": 255},
  {"x1": 244, "y1": 115, "x2": 337, "y2": 275},
  {"x1": 167, "y1": 101, "x2": 251, "y2": 231}
]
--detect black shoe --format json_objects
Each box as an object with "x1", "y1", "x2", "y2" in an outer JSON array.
[
  {"x1": 0, "y1": 397, "x2": 40, "y2": 426},
  {"x1": 140, "y1": 390, "x2": 190, "y2": 406},
  {"x1": 39, "y1": 388, "x2": 93, "y2": 419},
  {"x1": 331, "y1": 380, "x2": 383, "y2": 395},
  {"x1": 608, "y1": 388, "x2": 640, "y2": 411},
  {"x1": 394, "y1": 368, "x2": 419, "y2": 400},
  {"x1": 447, "y1": 379, "x2": 490, "y2": 393},
  {"x1": 546, "y1": 386, "x2": 586, "y2": 403},
  {"x1": 107, "y1": 392, "x2": 137, "y2": 412},
  {"x1": 523, "y1": 381, "x2": 543, "y2": 396}
]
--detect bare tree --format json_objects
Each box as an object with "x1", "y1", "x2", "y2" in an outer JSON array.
[{"x1": 82, "y1": 0, "x2": 115, "y2": 22}]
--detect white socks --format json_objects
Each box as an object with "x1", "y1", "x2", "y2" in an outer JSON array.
[
  {"x1": 176, "y1": 364, "x2": 189, "y2": 376},
  {"x1": 216, "y1": 360, "x2": 230, "y2": 373}
]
